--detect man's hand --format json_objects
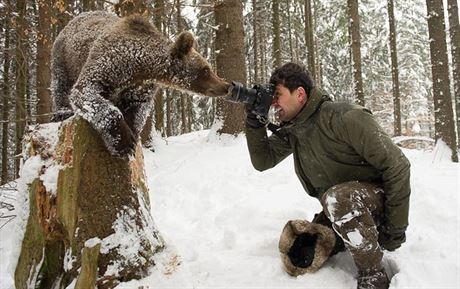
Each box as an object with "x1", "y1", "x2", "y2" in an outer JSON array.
[
  {"x1": 378, "y1": 227, "x2": 406, "y2": 251},
  {"x1": 246, "y1": 109, "x2": 266, "y2": 128}
]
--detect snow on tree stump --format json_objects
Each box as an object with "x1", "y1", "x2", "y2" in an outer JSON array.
[{"x1": 14, "y1": 117, "x2": 165, "y2": 289}]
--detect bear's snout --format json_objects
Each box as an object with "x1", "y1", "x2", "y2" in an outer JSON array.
[{"x1": 205, "y1": 82, "x2": 231, "y2": 97}]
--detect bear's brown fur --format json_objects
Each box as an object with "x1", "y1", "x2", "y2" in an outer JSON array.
[{"x1": 51, "y1": 11, "x2": 229, "y2": 156}]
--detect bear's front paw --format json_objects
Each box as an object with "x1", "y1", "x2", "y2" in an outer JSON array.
[{"x1": 109, "y1": 120, "x2": 137, "y2": 158}]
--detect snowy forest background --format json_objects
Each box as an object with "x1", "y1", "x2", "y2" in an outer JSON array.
[{"x1": 0, "y1": 0, "x2": 459, "y2": 185}]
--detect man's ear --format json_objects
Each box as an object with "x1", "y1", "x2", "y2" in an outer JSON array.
[
  {"x1": 297, "y1": 87, "x2": 307, "y2": 103},
  {"x1": 170, "y1": 31, "x2": 195, "y2": 60}
]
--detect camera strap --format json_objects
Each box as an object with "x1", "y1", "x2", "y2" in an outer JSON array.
[{"x1": 267, "y1": 123, "x2": 289, "y2": 143}]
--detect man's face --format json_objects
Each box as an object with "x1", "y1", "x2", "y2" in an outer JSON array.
[{"x1": 272, "y1": 84, "x2": 307, "y2": 121}]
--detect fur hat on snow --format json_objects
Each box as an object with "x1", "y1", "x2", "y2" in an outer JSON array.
[{"x1": 278, "y1": 219, "x2": 336, "y2": 276}]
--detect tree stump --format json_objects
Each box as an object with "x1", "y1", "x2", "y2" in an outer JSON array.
[{"x1": 14, "y1": 117, "x2": 165, "y2": 289}]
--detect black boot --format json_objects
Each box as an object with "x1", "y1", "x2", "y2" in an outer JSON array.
[
  {"x1": 312, "y1": 211, "x2": 346, "y2": 256},
  {"x1": 357, "y1": 268, "x2": 389, "y2": 289}
]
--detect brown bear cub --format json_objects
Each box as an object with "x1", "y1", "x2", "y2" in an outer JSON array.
[{"x1": 51, "y1": 11, "x2": 230, "y2": 157}]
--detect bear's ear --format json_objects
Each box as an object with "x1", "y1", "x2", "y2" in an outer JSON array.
[{"x1": 171, "y1": 31, "x2": 195, "y2": 60}]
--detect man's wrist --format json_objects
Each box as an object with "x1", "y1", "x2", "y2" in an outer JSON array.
[{"x1": 246, "y1": 113, "x2": 265, "y2": 129}]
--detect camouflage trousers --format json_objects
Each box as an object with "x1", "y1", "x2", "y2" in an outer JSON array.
[{"x1": 320, "y1": 181, "x2": 385, "y2": 271}]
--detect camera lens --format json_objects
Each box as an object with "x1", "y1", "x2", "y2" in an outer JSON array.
[{"x1": 229, "y1": 81, "x2": 257, "y2": 105}]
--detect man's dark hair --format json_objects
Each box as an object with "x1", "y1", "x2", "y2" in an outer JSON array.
[{"x1": 269, "y1": 62, "x2": 314, "y2": 94}]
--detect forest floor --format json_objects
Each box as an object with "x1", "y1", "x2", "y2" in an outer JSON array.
[{"x1": 1, "y1": 129, "x2": 459, "y2": 288}]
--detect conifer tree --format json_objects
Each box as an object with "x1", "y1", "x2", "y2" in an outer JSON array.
[
  {"x1": 426, "y1": 0, "x2": 458, "y2": 161},
  {"x1": 214, "y1": 0, "x2": 246, "y2": 135}
]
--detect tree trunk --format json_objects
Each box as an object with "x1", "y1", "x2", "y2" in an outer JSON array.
[
  {"x1": 272, "y1": 0, "x2": 282, "y2": 68},
  {"x1": 447, "y1": 0, "x2": 460, "y2": 144},
  {"x1": 175, "y1": 0, "x2": 191, "y2": 134},
  {"x1": 187, "y1": 97, "x2": 193, "y2": 132},
  {"x1": 37, "y1": 0, "x2": 53, "y2": 124},
  {"x1": 312, "y1": 0, "x2": 323, "y2": 86},
  {"x1": 252, "y1": 0, "x2": 259, "y2": 83},
  {"x1": 26, "y1": 40, "x2": 32, "y2": 122},
  {"x1": 1, "y1": 0, "x2": 12, "y2": 185},
  {"x1": 260, "y1": 2, "x2": 269, "y2": 83},
  {"x1": 141, "y1": 0, "x2": 165, "y2": 144},
  {"x1": 260, "y1": 14, "x2": 267, "y2": 81},
  {"x1": 166, "y1": 91, "x2": 172, "y2": 136},
  {"x1": 180, "y1": 98, "x2": 188, "y2": 135},
  {"x1": 175, "y1": 0, "x2": 187, "y2": 32},
  {"x1": 14, "y1": 118, "x2": 164, "y2": 289},
  {"x1": 214, "y1": 0, "x2": 246, "y2": 135},
  {"x1": 114, "y1": 0, "x2": 148, "y2": 17},
  {"x1": 305, "y1": 0, "x2": 316, "y2": 79},
  {"x1": 175, "y1": 96, "x2": 182, "y2": 135},
  {"x1": 14, "y1": 0, "x2": 28, "y2": 178},
  {"x1": 426, "y1": 0, "x2": 458, "y2": 162},
  {"x1": 388, "y1": 0, "x2": 402, "y2": 136},
  {"x1": 287, "y1": 3, "x2": 293, "y2": 62},
  {"x1": 347, "y1": 0, "x2": 365, "y2": 106},
  {"x1": 81, "y1": 0, "x2": 96, "y2": 11},
  {"x1": 154, "y1": 0, "x2": 165, "y2": 135},
  {"x1": 140, "y1": 107, "x2": 155, "y2": 147},
  {"x1": 96, "y1": 0, "x2": 104, "y2": 10},
  {"x1": 55, "y1": 0, "x2": 72, "y2": 34},
  {"x1": 177, "y1": 0, "x2": 186, "y2": 135}
]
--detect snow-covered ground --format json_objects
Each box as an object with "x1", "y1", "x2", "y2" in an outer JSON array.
[{"x1": 1, "y1": 130, "x2": 459, "y2": 288}]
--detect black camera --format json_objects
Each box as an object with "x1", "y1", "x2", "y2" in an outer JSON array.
[{"x1": 226, "y1": 81, "x2": 275, "y2": 121}]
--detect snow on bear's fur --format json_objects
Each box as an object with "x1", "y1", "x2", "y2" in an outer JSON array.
[{"x1": 51, "y1": 11, "x2": 230, "y2": 157}]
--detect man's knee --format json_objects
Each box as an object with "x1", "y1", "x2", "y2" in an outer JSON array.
[
  {"x1": 321, "y1": 181, "x2": 383, "y2": 222},
  {"x1": 321, "y1": 182, "x2": 357, "y2": 223}
]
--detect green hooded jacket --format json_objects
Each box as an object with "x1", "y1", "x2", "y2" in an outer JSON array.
[{"x1": 246, "y1": 87, "x2": 411, "y2": 233}]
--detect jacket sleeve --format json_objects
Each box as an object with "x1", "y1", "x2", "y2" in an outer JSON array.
[
  {"x1": 340, "y1": 108, "x2": 411, "y2": 233},
  {"x1": 245, "y1": 123, "x2": 293, "y2": 171}
]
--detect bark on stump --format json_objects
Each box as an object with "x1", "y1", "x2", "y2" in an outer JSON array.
[{"x1": 14, "y1": 117, "x2": 165, "y2": 289}]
